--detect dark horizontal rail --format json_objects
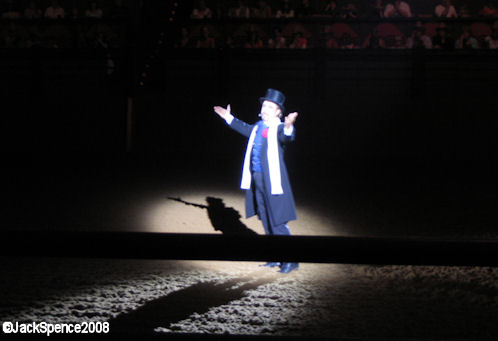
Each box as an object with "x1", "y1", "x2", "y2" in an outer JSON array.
[
  {"x1": 113, "y1": 330, "x2": 423, "y2": 341},
  {"x1": 3, "y1": 231, "x2": 497, "y2": 267}
]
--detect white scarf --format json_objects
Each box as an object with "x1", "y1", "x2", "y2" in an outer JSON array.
[{"x1": 240, "y1": 118, "x2": 283, "y2": 195}]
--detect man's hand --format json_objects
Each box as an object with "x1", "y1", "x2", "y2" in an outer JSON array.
[
  {"x1": 284, "y1": 112, "x2": 298, "y2": 129},
  {"x1": 213, "y1": 104, "x2": 230, "y2": 119}
]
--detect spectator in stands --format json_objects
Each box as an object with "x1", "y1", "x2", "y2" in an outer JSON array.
[
  {"x1": 384, "y1": 0, "x2": 412, "y2": 18},
  {"x1": 26, "y1": 32, "x2": 42, "y2": 48},
  {"x1": 432, "y1": 24, "x2": 454, "y2": 50},
  {"x1": 289, "y1": 31, "x2": 308, "y2": 48},
  {"x1": 2, "y1": 0, "x2": 21, "y2": 19},
  {"x1": 69, "y1": 4, "x2": 80, "y2": 19},
  {"x1": 196, "y1": 25, "x2": 215, "y2": 48},
  {"x1": 340, "y1": 3, "x2": 357, "y2": 19},
  {"x1": 24, "y1": 1, "x2": 42, "y2": 19},
  {"x1": 244, "y1": 31, "x2": 264, "y2": 48},
  {"x1": 1, "y1": 23, "x2": 22, "y2": 47},
  {"x1": 480, "y1": 3, "x2": 498, "y2": 17},
  {"x1": 252, "y1": 1, "x2": 272, "y2": 19},
  {"x1": 484, "y1": 25, "x2": 498, "y2": 48},
  {"x1": 176, "y1": 27, "x2": 194, "y2": 48},
  {"x1": 406, "y1": 25, "x2": 432, "y2": 49},
  {"x1": 276, "y1": 0, "x2": 295, "y2": 18},
  {"x1": 191, "y1": 0, "x2": 212, "y2": 19},
  {"x1": 109, "y1": 0, "x2": 128, "y2": 19},
  {"x1": 228, "y1": 0, "x2": 251, "y2": 18},
  {"x1": 455, "y1": 27, "x2": 479, "y2": 49},
  {"x1": 435, "y1": 0, "x2": 457, "y2": 18},
  {"x1": 295, "y1": 0, "x2": 315, "y2": 18},
  {"x1": 325, "y1": 33, "x2": 339, "y2": 48},
  {"x1": 339, "y1": 33, "x2": 358, "y2": 49},
  {"x1": 44, "y1": 0, "x2": 65, "y2": 19},
  {"x1": 324, "y1": 1, "x2": 339, "y2": 17},
  {"x1": 94, "y1": 32, "x2": 109, "y2": 48},
  {"x1": 225, "y1": 34, "x2": 236, "y2": 48},
  {"x1": 458, "y1": 5, "x2": 470, "y2": 18},
  {"x1": 370, "y1": 0, "x2": 385, "y2": 18},
  {"x1": 362, "y1": 28, "x2": 386, "y2": 48},
  {"x1": 85, "y1": 1, "x2": 103, "y2": 19},
  {"x1": 267, "y1": 27, "x2": 287, "y2": 48},
  {"x1": 389, "y1": 35, "x2": 406, "y2": 49}
]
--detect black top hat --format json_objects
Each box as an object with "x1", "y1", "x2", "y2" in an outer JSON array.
[{"x1": 259, "y1": 88, "x2": 286, "y2": 113}]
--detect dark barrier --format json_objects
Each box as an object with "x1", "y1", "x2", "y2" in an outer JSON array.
[
  {"x1": 108, "y1": 330, "x2": 413, "y2": 341},
  {"x1": 3, "y1": 231, "x2": 497, "y2": 267}
]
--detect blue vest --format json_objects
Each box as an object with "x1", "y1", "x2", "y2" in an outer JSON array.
[{"x1": 251, "y1": 121, "x2": 268, "y2": 173}]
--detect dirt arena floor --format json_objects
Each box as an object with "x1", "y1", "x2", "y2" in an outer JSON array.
[{"x1": 2, "y1": 155, "x2": 497, "y2": 339}]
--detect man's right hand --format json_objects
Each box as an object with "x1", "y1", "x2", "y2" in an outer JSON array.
[{"x1": 213, "y1": 104, "x2": 230, "y2": 119}]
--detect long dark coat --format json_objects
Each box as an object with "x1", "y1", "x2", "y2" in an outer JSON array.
[{"x1": 229, "y1": 117, "x2": 297, "y2": 227}]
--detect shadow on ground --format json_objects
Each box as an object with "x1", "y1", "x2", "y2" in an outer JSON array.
[
  {"x1": 168, "y1": 196, "x2": 257, "y2": 236},
  {"x1": 110, "y1": 271, "x2": 275, "y2": 333}
]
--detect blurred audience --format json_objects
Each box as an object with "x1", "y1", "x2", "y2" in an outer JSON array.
[
  {"x1": 289, "y1": 31, "x2": 308, "y2": 48},
  {"x1": 3, "y1": 0, "x2": 498, "y2": 50},
  {"x1": 455, "y1": 27, "x2": 479, "y2": 49},
  {"x1": 384, "y1": 0, "x2": 412, "y2": 18},
  {"x1": 44, "y1": 0, "x2": 65, "y2": 19},
  {"x1": 24, "y1": 1, "x2": 42, "y2": 19},
  {"x1": 176, "y1": 27, "x2": 194, "y2": 48},
  {"x1": 196, "y1": 25, "x2": 215, "y2": 48},
  {"x1": 480, "y1": 3, "x2": 498, "y2": 16},
  {"x1": 85, "y1": 1, "x2": 104, "y2": 19},
  {"x1": 252, "y1": 1, "x2": 272, "y2": 19},
  {"x1": 369, "y1": 0, "x2": 385, "y2": 18},
  {"x1": 340, "y1": 3, "x2": 358, "y2": 19},
  {"x1": 108, "y1": 0, "x2": 128, "y2": 19},
  {"x1": 244, "y1": 30, "x2": 264, "y2": 48},
  {"x1": 362, "y1": 29, "x2": 386, "y2": 48},
  {"x1": 484, "y1": 24, "x2": 498, "y2": 48},
  {"x1": 275, "y1": 0, "x2": 295, "y2": 19},
  {"x1": 324, "y1": 1, "x2": 339, "y2": 18},
  {"x1": 406, "y1": 25, "x2": 432, "y2": 49},
  {"x1": 339, "y1": 33, "x2": 358, "y2": 49},
  {"x1": 1, "y1": 0, "x2": 21, "y2": 19},
  {"x1": 295, "y1": 0, "x2": 315, "y2": 18},
  {"x1": 432, "y1": 24, "x2": 455, "y2": 50},
  {"x1": 228, "y1": 1, "x2": 251, "y2": 18},
  {"x1": 435, "y1": 0, "x2": 458, "y2": 18},
  {"x1": 458, "y1": 5, "x2": 471, "y2": 17},
  {"x1": 191, "y1": 0, "x2": 212, "y2": 19},
  {"x1": 267, "y1": 27, "x2": 287, "y2": 48}
]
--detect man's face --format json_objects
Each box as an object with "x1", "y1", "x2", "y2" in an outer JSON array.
[{"x1": 260, "y1": 100, "x2": 281, "y2": 122}]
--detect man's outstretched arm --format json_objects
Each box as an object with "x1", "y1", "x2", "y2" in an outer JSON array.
[
  {"x1": 213, "y1": 104, "x2": 234, "y2": 123},
  {"x1": 213, "y1": 104, "x2": 253, "y2": 138},
  {"x1": 279, "y1": 112, "x2": 298, "y2": 143}
]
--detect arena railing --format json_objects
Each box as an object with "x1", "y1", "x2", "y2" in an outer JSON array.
[{"x1": 3, "y1": 230, "x2": 497, "y2": 267}]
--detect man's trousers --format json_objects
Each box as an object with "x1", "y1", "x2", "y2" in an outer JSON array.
[{"x1": 252, "y1": 172, "x2": 291, "y2": 236}]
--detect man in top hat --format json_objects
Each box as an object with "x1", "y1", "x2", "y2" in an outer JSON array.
[{"x1": 213, "y1": 89, "x2": 299, "y2": 274}]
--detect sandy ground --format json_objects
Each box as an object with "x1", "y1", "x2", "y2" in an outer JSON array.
[
  {"x1": 2, "y1": 157, "x2": 498, "y2": 339},
  {"x1": 1, "y1": 257, "x2": 497, "y2": 339}
]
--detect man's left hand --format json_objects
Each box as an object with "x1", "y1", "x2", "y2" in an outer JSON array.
[{"x1": 284, "y1": 112, "x2": 298, "y2": 128}]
